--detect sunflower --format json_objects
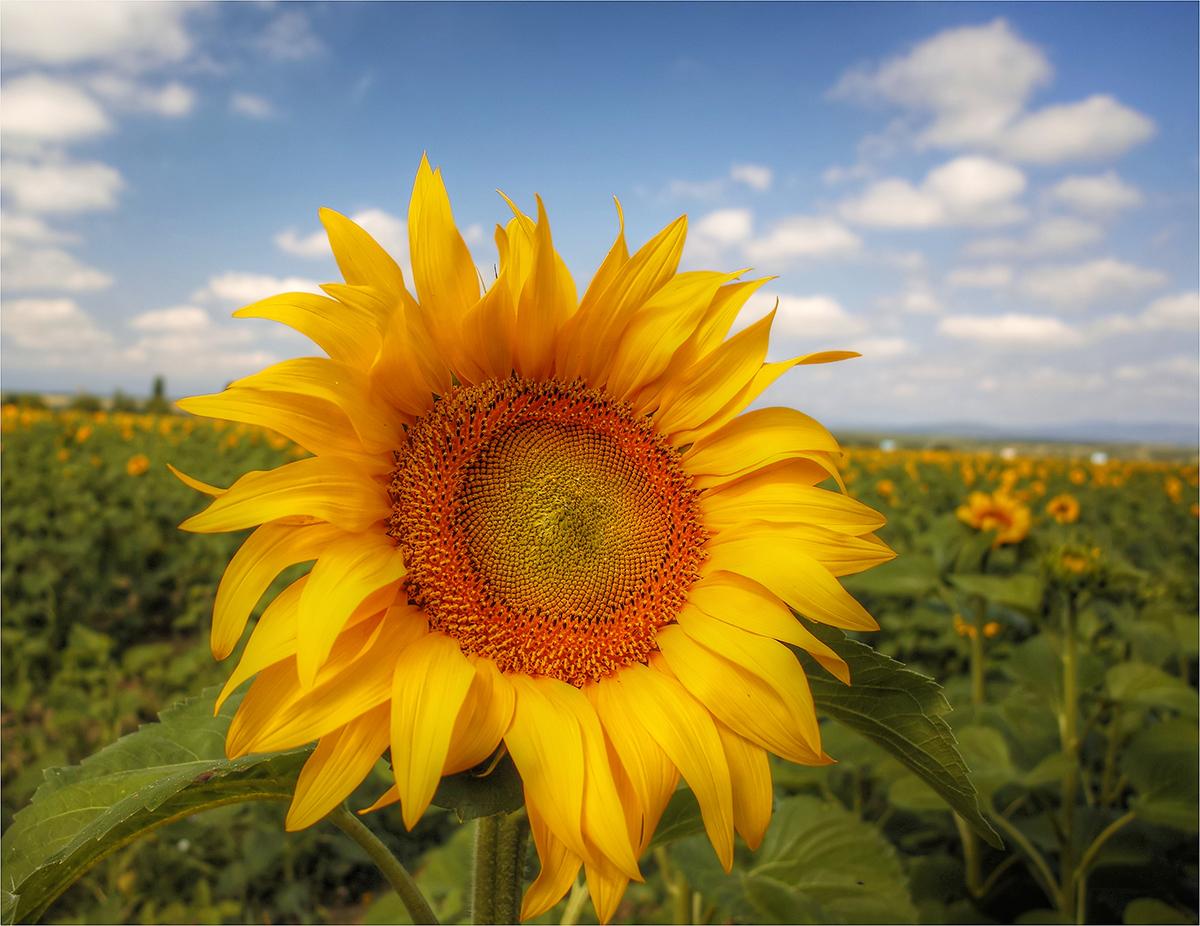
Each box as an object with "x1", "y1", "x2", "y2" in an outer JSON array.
[
  {"x1": 956, "y1": 490, "x2": 1031, "y2": 547},
  {"x1": 176, "y1": 156, "x2": 891, "y2": 923},
  {"x1": 1045, "y1": 493, "x2": 1079, "y2": 524}
]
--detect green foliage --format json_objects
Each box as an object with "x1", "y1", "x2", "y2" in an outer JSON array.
[{"x1": 1, "y1": 689, "x2": 311, "y2": 925}]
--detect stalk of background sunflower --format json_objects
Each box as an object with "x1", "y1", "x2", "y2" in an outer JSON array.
[{"x1": 173, "y1": 156, "x2": 895, "y2": 924}]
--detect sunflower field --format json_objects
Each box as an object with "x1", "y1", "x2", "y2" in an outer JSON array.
[{"x1": 2, "y1": 402, "x2": 1197, "y2": 925}]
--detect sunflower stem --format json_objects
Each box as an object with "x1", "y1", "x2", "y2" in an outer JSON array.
[
  {"x1": 472, "y1": 811, "x2": 529, "y2": 925},
  {"x1": 329, "y1": 805, "x2": 438, "y2": 925}
]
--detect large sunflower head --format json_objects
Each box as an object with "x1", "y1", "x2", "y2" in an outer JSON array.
[{"x1": 177, "y1": 156, "x2": 891, "y2": 923}]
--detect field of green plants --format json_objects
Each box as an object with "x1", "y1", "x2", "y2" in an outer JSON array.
[{"x1": 2, "y1": 402, "x2": 1197, "y2": 925}]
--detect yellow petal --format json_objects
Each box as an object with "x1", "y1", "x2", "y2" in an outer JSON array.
[
  {"x1": 710, "y1": 520, "x2": 896, "y2": 578},
  {"x1": 234, "y1": 291, "x2": 381, "y2": 369},
  {"x1": 521, "y1": 807, "x2": 582, "y2": 922},
  {"x1": 672, "y1": 352, "x2": 860, "y2": 448},
  {"x1": 230, "y1": 605, "x2": 427, "y2": 755},
  {"x1": 459, "y1": 270, "x2": 517, "y2": 382},
  {"x1": 408, "y1": 155, "x2": 480, "y2": 326},
  {"x1": 604, "y1": 665, "x2": 735, "y2": 871},
  {"x1": 179, "y1": 456, "x2": 391, "y2": 534},
  {"x1": 504, "y1": 675, "x2": 589, "y2": 867},
  {"x1": 167, "y1": 463, "x2": 226, "y2": 497},
  {"x1": 574, "y1": 691, "x2": 642, "y2": 881},
  {"x1": 704, "y1": 535, "x2": 879, "y2": 631},
  {"x1": 212, "y1": 521, "x2": 342, "y2": 659},
  {"x1": 714, "y1": 721, "x2": 773, "y2": 850},
  {"x1": 684, "y1": 407, "x2": 840, "y2": 475},
  {"x1": 653, "y1": 308, "x2": 774, "y2": 438},
  {"x1": 515, "y1": 196, "x2": 576, "y2": 380},
  {"x1": 286, "y1": 703, "x2": 390, "y2": 831},
  {"x1": 556, "y1": 198, "x2": 628, "y2": 375},
  {"x1": 319, "y1": 207, "x2": 409, "y2": 299},
  {"x1": 603, "y1": 270, "x2": 740, "y2": 402},
  {"x1": 390, "y1": 632, "x2": 475, "y2": 829},
  {"x1": 444, "y1": 657, "x2": 516, "y2": 774},
  {"x1": 231, "y1": 357, "x2": 402, "y2": 453},
  {"x1": 178, "y1": 389, "x2": 386, "y2": 467},
  {"x1": 569, "y1": 215, "x2": 688, "y2": 383},
  {"x1": 371, "y1": 301, "x2": 449, "y2": 416},
  {"x1": 297, "y1": 531, "x2": 406, "y2": 688},
  {"x1": 700, "y1": 469, "x2": 884, "y2": 535},
  {"x1": 585, "y1": 855, "x2": 631, "y2": 926},
  {"x1": 358, "y1": 783, "x2": 400, "y2": 816},
  {"x1": 654, "y1": 629, "x2": 827, "y2": 766},
  {"x1": 675, "y1": 607, "x2": 822, "y2": 755},
  {"x1": 690, "y1": 571, "x2": 850, "y2": 685}
]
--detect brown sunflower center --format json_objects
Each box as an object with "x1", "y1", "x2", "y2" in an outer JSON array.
[{"x1": 387, "y1": 377, "x2": 707, "y2": 686}]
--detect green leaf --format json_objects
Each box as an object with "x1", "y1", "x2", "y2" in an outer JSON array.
[
  {"x1": 1, "y1": 688, "x2": 310, "y2": 925},
  {"x1": 645, "y1": 788, "x2": 705, "y2": 851},
  {"x1": 1124, "y1": 898, "x2": 1197, "y2": 925},
  {"x1": 432, "y1": 754, "x2": 524, "y2": 822},
  {"x1": 1122, "y1": 718, "x2": 1198, "y2": 832},
  {"x1": 948, "y1": 573, "x2": 1044, "y2": 614},
  {"x1": 1107, "y1": 663, "x2": 1199, "y2": 719},
  {"x1": 842, "y1": 555, "x2": 940, "y2": 599},
  {"x1": 754, "y1": 796, "x2": 918, "y2": 924},
  {"x1": 798, "y1": 623, "x2": 1002, "y2": 848}
]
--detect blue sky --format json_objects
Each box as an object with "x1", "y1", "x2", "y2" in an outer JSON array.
[{"x1": 2, "y1": 2, "x2": 1197, "y2": 435}]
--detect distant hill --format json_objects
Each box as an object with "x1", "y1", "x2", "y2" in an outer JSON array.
[{"x1": 834, "y1": 419, "x2": 1199, "y2": 449}]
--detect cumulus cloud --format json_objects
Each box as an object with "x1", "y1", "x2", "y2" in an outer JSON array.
[
  {"x1": 1094, "y1": 292, "x2": 1200, "y2": 337},
  {"x1": 1049, "y1": 171, "x2": 1143, "y2": 216},
  {"x1": 832, "y1": 19, "x2": 1051, "y2": 150},
  {"x1": 946, "y1": 264, "x2": 1013, "y2": 288},
  {"x1": 1, "y1": 297, "x2": 112, "y2": 351},
  {"x1": 130, "y1": 305, "x2": 212, "y2": 332},
  {"x1": 880, "y1": 281, "x2": 942, "y2": 315},
  {"x1": 839, "y1": 156, "x2": 1027, "y2": 228},
  {"x1": 275, "y1": 208, "x2": 407, "y2": 262},
  {"x1": 848, "y1": 336, "x2": 911, "y2": 358},
  {"x1": 89, "y1": 74, "x2": 195, "y2": 117},
  {"x1": 695, "y1": 208, "x2": 753, "y2": 244},
  {"x1": 741, "y1": 293, "x2": 866, "y2": 340},
  {"x1": 2, "y1": 246, "x2": 113, "y2": 291},
  {"x1": 1020, "y1": 258, "x2": 1167, "y2": 310},
  {"x1": 999, "y1": 96, "x2": 1155, "y2": 164},
  {"x1": 831, "y1": 19, "x2": 1154, "y2": 164},
  {"x1": 966, "y1": 216, "x2": 1103, "y2": 258},
  {"x1": 730, "y1": 163, "x2": 773, "y2": 191},
  {"x1": 256, "y1": 10, "x2": 324, "y2": 61},
  {"x1": 938, "y1": 313, "x2": 1082, "y2": 347},
  {"x1": 0, "y1": 213, "x2": 79, "y2": 248},
  {"x1": 193, "y1": 272, "x2": 324, "y2": 306},
  {"x1": 743, "y1": 215, "x2": 862, "y2": 263},
  {"x1": 0, "y1": 2, "x2": 194, "y2": 68},
  {"x1": 230, "y1": 92, "x2": 276, "y2": 119},
  {"x1": 1, "y1": 157, "x2": 124, "y2": 213},
  {"x1": 0, "y1": 73, "x2": 111, "y2": 142}
]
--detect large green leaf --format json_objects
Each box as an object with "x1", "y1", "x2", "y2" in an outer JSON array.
[
  {"x1": 948, "y1": 572, "x2": 1044, "y2": 614},
  {"x1": 1, "y1": 688, "x2": 311, "y2": 925},
  {"x1": 671, "y1": 795, "x2": 919, "y2": 924},
  {"x1": 799, "y1": 623, "x2": 1002, "y2": 847},
  {"x1": 1122, "y1": 718, "x2": 1198, "y2": 832},
  {"x1": 432, "y1": 754, "x2": 524, "y2": 822}
]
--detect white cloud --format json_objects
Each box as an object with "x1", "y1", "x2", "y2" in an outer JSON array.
[
  {"x1": 1096, "y1": 292, "x2": 1200, "y2": 338},
  {"x1": 831, "y1": 20, "x2": 1154, "y2": 165},
  {"x1": 832, "y1": 19, "x2": 1051, "y2": 150},
  {"x1": 0, "y1": 3, "x2": 194, "y2": 68},
  {"x1": 275, "y1": 208, "x2": 408, "y2": 262},
  {"x1": 230, "y1": 92, "x2": 275, "y2": 119},
  {"x1": 89, "y1": 74, "x2": 194, "y2": 117},
  {"x1": 840, "y1": 156, "x2": 1026, "y2": 228},
  {"x1": 730, "y1": 163, "x2": 772, "y2": 191},
  {"x1": 1, "y1": 158, "x2": 124, "y2": 213},
  {"x1": 463, "y1": 223, "x2": 486, "y2": 247},
  {"x1": 193, "y1": 272, "x2": 324, "y2": 306},
  {"x1": 1, "y1": 297, "x2": 112, "y2": 351},
  {"x1": 2, "y1": 247, "x2": 113, "y2": 291},
  {"x1": 695, "y1": 208, "x2": 753, "y2": 245},
  {"x1": 1000, "y1": 96, "x2": 1155, "y2": 164},
  {"x1": 0, "y1": 213, "x2": 78, "y2": 248},
  {"x1": 130, "y1": 305, "x2": 211, "y2": 332},
  {"x1": 967, "y1": 216, "x2": 1103, "y2": 258},
  {"x1": 946, "y1": 264, "x2": 1012, "y2": 288},
  {"x1": 743, "y1": 215, "x2": 861, "y2": 262},
  {"x1": 665, "y1": 178, "x2": 725, "y2": 200},
  {"x1": 744, "y1": 293, "x2": 866, "y2": 339},
  {"x1": 938, "y1": 313, "x2": 1081, "y2": 347},
  {"x1": 1020, "y1": 258, "x2": 1167, "y2": 310},
  {"x1": 848, "y1": 336, "x2": 911, "y2": 358},
  {"x1": 256, "y1": 10, "x2": 324, "y2": 61},
  {"x1": 1049, "y1": 171, "x2": 1143, "y2": 216},
  {"x1": 0, "y1": 74, "x2": 110, "y2": 142}
]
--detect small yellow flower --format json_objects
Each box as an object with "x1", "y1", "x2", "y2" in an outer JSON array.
[
  {"x1": 56, "y1": 448, "x2": 70, "y2": 463},
  {"x1": 74, "y1": 425, "x2": 92, "y2": 444},
  {"x1": 1045, "y1": 493, "x2": 1080, "y2": 524},
  {"x1": 125, "y1": 453, "x2": 150, "y2": 477},
  {"x1": 956, "y1": 491, "x2": 1031, "y2": 547},
  {"x1": 982, "y1": 621, "x2": 1001, "y2": 638},
  {"x1": 1068, "y1": 467, "x2": 1087, "y2": 485},
  {"x1": 1165, "y1": 476, "x2": 1183, "y2": 503},
  {"x1": 875, "y1": 478, "x2": 895, "y2": 499}
]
